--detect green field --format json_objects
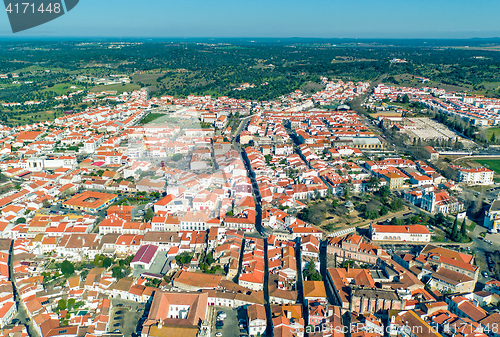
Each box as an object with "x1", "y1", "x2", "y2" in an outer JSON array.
[
  {"x1": 139, "y1": 113, "x2": 165, "y2": 125},
  {"x1": 41, "y1": 83, "x2": 82, "y2": 95},
  {"x1": 487, "y1": 128, "x2": 500, "y2": 141},
  {"x1": 474, "y1": 159, "x2": 500, "y2": 175},
  {"x1": 6, "y1": 110, "x2": 56, "y2": 125}
]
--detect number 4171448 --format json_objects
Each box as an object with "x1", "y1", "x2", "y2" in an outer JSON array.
[{"x1": 5, "y1": 3, "x2": 61, "y2": 14}]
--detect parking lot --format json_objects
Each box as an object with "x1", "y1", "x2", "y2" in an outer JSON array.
[
  {"x1": 111, "y1": 299, "x2": 146, "y2": 337},
  {"x1": 213, "y1": 307, "x2": 246, "y2": 337}
]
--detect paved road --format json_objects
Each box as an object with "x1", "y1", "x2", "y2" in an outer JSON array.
[
  {"x1": 469, "y1": 225, "x2": 500, "y2": 288},
  {"x1": 349, "y1": 74, "x2": 387, "y2": 117},
  {"x1": 9, "y1": 241, "x2": 41, "y2": 337},
  {"x1": 233, "y1": 116, "x2": 267, "y2": 236}
]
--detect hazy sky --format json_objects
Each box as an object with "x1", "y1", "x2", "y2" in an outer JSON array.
[{"x1": 1, "y1": 0, "x2": 500, "y2": 38}]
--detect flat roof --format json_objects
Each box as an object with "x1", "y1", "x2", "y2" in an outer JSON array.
[{"x1": 63, "y1": 191, "x2": 118, "y2": 210}]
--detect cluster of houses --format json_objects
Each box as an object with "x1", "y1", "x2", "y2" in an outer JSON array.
[
  {"x1": 370, "y1": 83, "x2": 500, "y2": 126},
  {"x1": 0, "y1": 76, "x2": 499, "y2": 337}
]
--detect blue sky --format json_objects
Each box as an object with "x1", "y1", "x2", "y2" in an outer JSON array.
[{"x1": 1, "y1": 0, "x2": 500, "y2": 38}]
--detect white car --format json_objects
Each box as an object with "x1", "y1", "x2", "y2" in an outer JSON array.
[{"x1": 215, "y1": 333, "x2": 222, "y2": 337}]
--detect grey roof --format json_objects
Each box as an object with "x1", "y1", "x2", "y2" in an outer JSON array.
[
  {"x1": 338, "y1": 137, "x2": 382, "y2": 145},
  {"x1": 490, "y1": 199, "x2": 500, "y2": 213},
  {"x1": 351, "y1": 288, "x2": 399, "y2": 300}
]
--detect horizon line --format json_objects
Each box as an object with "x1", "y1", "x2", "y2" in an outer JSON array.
[{"x1": 1, "y1": 36, "x2": 500, "y2": 41}]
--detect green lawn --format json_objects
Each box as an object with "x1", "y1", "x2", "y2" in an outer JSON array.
[
  {"x1": 474, "y1": 159, "x2": 500, "y2": 175},
  {"x1": 139, "y1": 113, "x2": 165, "y2": 125},
  {"x1": 41, "y1": 83, "x2": 82, "y2": 95},
  {"x1": 487, "y1": 128, "x2": 500, "y2": 141}
]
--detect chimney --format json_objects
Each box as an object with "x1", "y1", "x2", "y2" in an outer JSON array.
[
  {"x1": 286, "y1": 310, "x2": 291, "y2": 319},
  {"x1": 158, "y1": 319, "x2": 163, "y2": 329}
]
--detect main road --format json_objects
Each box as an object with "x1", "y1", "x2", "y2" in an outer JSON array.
[
  {"x1": 349, "y1": 74, "x2": 387, "y2": 116},
  {"x1": 232, "y1": 114, "x2": 268, "y2": 237}
]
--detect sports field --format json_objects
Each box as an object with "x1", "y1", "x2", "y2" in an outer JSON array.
[{"x1": 474, "y1": 159, "x2": 500, "y2": 175}]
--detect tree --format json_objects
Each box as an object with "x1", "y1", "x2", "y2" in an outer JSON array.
[
  {"x1": 390, "y1": 218, "x2": 404, "y2": 226},
  {"x1": 364, "y1": 210, "x2": 380, "y2": 220},
  {"x1": 451, "y1": 217, "x2": 459, "y2": 241},
  {"x1": 379, "y1": 206, "x2": 389, "y2": 216},
  {"x1": 205, "y1": 252, "x2": 214, "y2": 265},
  {"x1": 58, "y1": 299, "x2": 67, "y2": 311},
  {"x1": 492, "y1": 133, "x2": 497, "y2": 143},
  {"x1": 172, "y1": 153, "x2": 183, "y2": 162},
  {"x1": 304, "y1": 261, "x2": 322, "y2": 281},
  {"x1": 60, "y1": 260, "x2": 75, "y2": 277},
  {"x1": 314, "y1": 189, "x2": 321, "y2": 200},
  {"x1": 390, "y1": 199, "x2": 403, "y2": 211},
  {"x1": 103, "y1": 257, "x2": 113, "y2": 268},
  {"x1": 43, "y1": 199, "x2": 51, "y2": 208},
  {"x1": 379, "y1": 186, "x2": 390, "y2": 200},
  {"x1": 367, "y1": 176, "x2": 380, "y2": 190},
  {"x1": 332, "y1": 199, "x2": 339, "y2": 208},
  {"x1": 460, "y1": 218, "x2": 467, "y2": 237},
  {"x1": 144, "y1": 208, "x2": 154, "y2": 222},
  {"x1": 175, "y1": 252, "x2": 193, "y2": 265},
  {"x1": 112, "y1": 266, "x2": 123, "y2": 279},
  {"x1": 342, "y1": 181, "x2": 352, "y2": 200},
  {"x1": 68, "y1": 298, "x2": 76, "y2": 308}
]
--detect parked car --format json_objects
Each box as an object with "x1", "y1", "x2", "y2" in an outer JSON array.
[
  {"x1": 215, "y1": 333, "x2": 222, "y2": 337},
  {"x1": 483, "y1": 271, "x2": 489, "y2": 278}
]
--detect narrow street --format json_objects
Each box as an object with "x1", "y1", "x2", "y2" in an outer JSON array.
[
  {"x1": 319, "y1": 242, "x2": 336, "y2": 306},
  {"x1": 294, "y1": 238, "x2": 307, "y2": 325},
  {"x1": 263, "y1": 239, "x2": 272, "y2": 337},
  {"x1": 9, "y1": 241, "x2": 41, "y2": 337}
]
